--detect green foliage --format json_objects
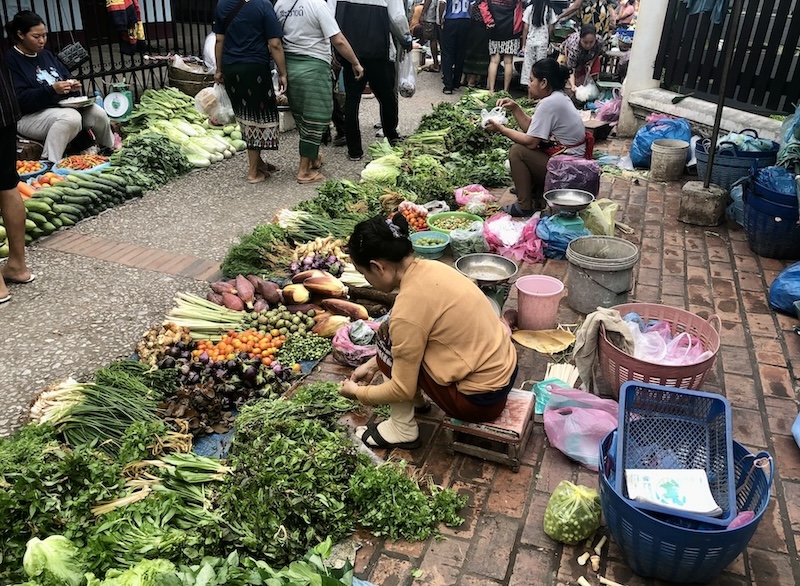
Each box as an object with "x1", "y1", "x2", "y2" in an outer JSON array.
[
  {"x1": 221, "y1": 223, "x2": 293, "y2": 278},
  {"x1": 109, "y1": 133, "x2": 192, "y2": 190}
]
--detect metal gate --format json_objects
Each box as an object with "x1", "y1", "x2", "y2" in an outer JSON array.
[
  {"x1": 1, "y1": 0, "x2": 217, "y2": 100},
  {"x1": 655, "y1": 0, "x2": 799, "y2": 115}
]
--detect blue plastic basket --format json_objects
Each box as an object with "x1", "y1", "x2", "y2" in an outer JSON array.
[
  {"x1": 615, "y1": 382, "x2": 736, "y2": 527},
  {"x1": 600, "y1": 431, "x2": 773, "y2": 583},
  {"x1": 743, "y1": 191, "x2": 800, "y2": 259}
]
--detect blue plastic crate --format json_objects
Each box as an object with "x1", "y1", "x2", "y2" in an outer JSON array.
[
  {"x1": 600, "y1": 431, "x2": 773, "y2": 583},
  {"x1": 615, "y1": 382, "x2": 736, "y2": 527}
]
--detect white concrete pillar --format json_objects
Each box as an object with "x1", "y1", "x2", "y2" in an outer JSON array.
[{"x1": 617, "y1": 0, "x2": 670, "y2": 137}]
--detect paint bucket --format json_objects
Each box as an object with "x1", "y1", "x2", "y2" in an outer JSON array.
[
  {"x1": 515, "y1": 275, "x2": 564, "y2": 331},
  {"x1": 650, "y1": 139, "x2": 690, "y2": 181},
  {"x1": 566, "y1": 236, "x2": 640, "y2": 314}
]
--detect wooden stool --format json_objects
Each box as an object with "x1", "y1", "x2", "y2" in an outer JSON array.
[{"x1": 442, "y1": 389, "x2": 535, "y2": 472}]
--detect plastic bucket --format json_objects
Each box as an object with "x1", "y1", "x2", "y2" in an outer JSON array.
[
  {"x1": 566, "y1": 236, "x2": 639, "y2": 314},
  {"x1": 650, "y1": 139, "x2": 689, "y2": 181},
  {"x1": 515, "y1": 275, "x2": 564, "y2": 331}
]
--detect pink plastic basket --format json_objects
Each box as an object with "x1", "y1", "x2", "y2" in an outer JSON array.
[{"x1": 598, "y1": 303, "x2": 721, "y2": 397}]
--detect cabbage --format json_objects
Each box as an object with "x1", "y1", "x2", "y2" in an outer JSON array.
[
  {"x1": 542, "y1": 481, "x2": 601, "y2": 544},
  {"x1": 22, "y1": 536, "x2": 86, "y2": 586},
  {"x1": 97, "y1": 559, "x2": 176, "y2": 586},
  {"x1": 360, "y1": 154, "x2": 402, "y2": 184}
]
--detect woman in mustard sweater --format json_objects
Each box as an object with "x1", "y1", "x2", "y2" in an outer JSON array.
[{"x1": 339, "y1": 215, "x2": 518, "y2": 449}]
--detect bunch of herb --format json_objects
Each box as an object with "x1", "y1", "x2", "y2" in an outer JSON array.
[
  {"x1": 349, "y1": 460, "x2": 467, "y2": 541},
  {"x1": 221, "y1": 223, "x2": 293, "y2": 278},
  {"x1": 445, "y1": 148, "x2": 511, "y2": 188},
  {"x1": 220, "y1": 404, "x2": 362, "y2": 567},
  {"x1": 116, "y1": 420, "x2": 170, "y2": 465},
  {"x1": 109, "y1": 132, "x2": 192, "y2": 190},
  {"x1": 95, "y1": 359, "x2": 180, "y2": 399},
  {"x1": 396, "y1": 155, "x2": 457, "y2": 208},
  {"x1": 0, "y1": 424, "x2": 126, "y2": 583},
  {"x1": 294, "y1": 179, "x2": 368, "y2": 220}
]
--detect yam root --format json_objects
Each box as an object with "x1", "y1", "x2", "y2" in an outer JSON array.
[{"x1": 348, "y1": 286, "x2": 397, "y2": 306}]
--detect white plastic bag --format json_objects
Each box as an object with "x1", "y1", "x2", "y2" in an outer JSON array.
[
  {"x1": 575, "y1": 78, "x2": 599, "y2": 103},
  {"x1": 203, "y1": 33, "x2": 217, "y2": 72},
  {"x1": 398, "y1": 54, "x2": 416, "y2": 98},
  {"x1": 480, "y1": 107, "x2": 508, "y2": 128},
  {"x1": 196, "y1": 83, "x2": 235, "y2": 126},
  {"x1": 422, "y1": 200, "x2": 450, "y2": 214}
]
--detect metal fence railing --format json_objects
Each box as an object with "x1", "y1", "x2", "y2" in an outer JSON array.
[
  {"x1": 655, "y1": 0, "x2": 799, "y2": 115},
  {"x1": 1, "y1": 0, "x2": 216, "y2": 100}
]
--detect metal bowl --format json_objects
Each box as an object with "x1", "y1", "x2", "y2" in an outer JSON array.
[
  {"x1": 455, "y1": 253, "x2": 519, "y2": 287},
  {"x1": 544, "y1": 189, "x2": 595, "y2": 214}
]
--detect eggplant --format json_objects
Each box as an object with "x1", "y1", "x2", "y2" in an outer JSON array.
[
  {"x1": 240, "y1": 365, "x2": 259, "y2": 382},
  {"x1": 238, "y1": 352, "x2": 249, "y2": 361},
  {"x1": 159, "y1": 356, "x2": 176, "y2": 369},
  {"x1": 176, "y1": 341, "x2": 186, "y2": 351},
  {"x1": 187, "y1": 371, "x2": 200, "y2": 385},
  {"x1": 180, "y1": 364, "x2": 191, "y2": 376},
  {"x1": 215, "y1": 368, "x2": 228, "y2": 380},
  {"x1": 199, "y1": 352, "x2": 210, "y2": 364},
  {"x1": 168, "y1": 345, "x2": 181, "y2": 358},
  {"x1": 227, "y1": 359, "x2": 237, "y2": 370}
]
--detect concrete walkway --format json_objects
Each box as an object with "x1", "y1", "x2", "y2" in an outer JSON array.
[{"x1": 1, "y1": 72, "x2": 798, "y2": 585}]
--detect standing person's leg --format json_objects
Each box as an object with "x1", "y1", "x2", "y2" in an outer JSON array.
[
  {"x1": 16, "y1": 109, "x2": 82, "y2": 163},
  {"x1": 487, "y1": 52, "x2": 501, "y2": 92},
  {"x1": 342, "y1": 59, "x2": 369, "y2": 159},
  {"x1": 431, "y1": 25, "x2": 440, "y2": 68},
  {"x1": 503, "y1": 53, "x2": 514, "y2": 92},
  {"x1": 452, "y1": 19, "x2": 469, "y2": 90},
  {"x1": 440, "y1": 20, "x2": 456, "y2": 92},
  {"x1": 80, "y1": 105, "x2": 114, "y2": 148},
  {"x1": 0, "y1": 124, "x2": 31, "y2": 301},
  {"x1": 369, "y1": 60, "x2": 400, "y2": 143}
]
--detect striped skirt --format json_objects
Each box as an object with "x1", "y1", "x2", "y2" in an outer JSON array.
[{"x1": 285, "y1": 54, "x2": 333, "y2": 160}]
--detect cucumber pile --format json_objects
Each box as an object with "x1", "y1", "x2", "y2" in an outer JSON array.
[{"x1": 0, "y1": 170, "x2": 143, "y2": 257}]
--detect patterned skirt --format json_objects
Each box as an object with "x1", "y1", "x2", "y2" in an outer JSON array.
[
  {"x1": 488, "y1": 38, "x2": 520, "y2": 57},
  {"x1": 224, "y1": 62, "x2": 279, "y2": 151}
]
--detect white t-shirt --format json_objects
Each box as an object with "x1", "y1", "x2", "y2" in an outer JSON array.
[
  {"x1": 274, "y1": 0, "x2": 341, "y2": 64},
  {"x1": 526, "y1": 91, "x2": 586, "y2": 156}
]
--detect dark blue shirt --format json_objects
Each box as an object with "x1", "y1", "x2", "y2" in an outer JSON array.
[
  {"x1": 443, "y1": 0, "x2": 471, "y2": 19},
  {"x1": 4, "y1": 47, "x2": 75, "y2": 116},
  {"x1": 212, "y1": 0, "x2": 284, "y2": 67}
]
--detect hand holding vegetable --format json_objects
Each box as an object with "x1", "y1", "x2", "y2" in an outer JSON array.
[
  {"x1": 339, "y1": 379, "x2": 359, "y2": 400},
  {"x1": 496, "y1": 97, "x2": 519, "y2": 111},
  {"x1": 52, "y1": 80, "x2": 75, "y2": 95}
]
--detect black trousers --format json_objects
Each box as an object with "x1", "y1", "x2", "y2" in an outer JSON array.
[
  {"x1": 440, "y1": 18, "x2": 470, "y2": 90},
  {"x1": 342, "y1": 57, "x2": 398, "y2": 158}
]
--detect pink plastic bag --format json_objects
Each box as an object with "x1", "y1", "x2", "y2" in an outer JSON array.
[
  {"x1": 483, "y1": 212, "x2": 545, "y2": 264},
  {"x1": 544, "y1": 387, "x2": 619, "y2": 470},
  {"x1": 543, "y1": 155, "x2": 600, "y2": 194},
  {"x1": 454, "y1": 184, "x2": 496, "y2": 206},
  {"x1": 332, "y1": 321, "x2": 381, "y2": 367},
  {"x1": 596, "y1": 89, "x2": 622, "y2": 125}
]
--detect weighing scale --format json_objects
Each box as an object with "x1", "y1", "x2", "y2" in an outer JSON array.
[
  {"x1": 104, "y1": 81, "x2": 133, "y2": 122},
  {"x1": 454, "y1": 253, "x2": 519, "y2": 313},
  {"x1": 543, "y1": 189, "x2": 596, "y2": 232}
]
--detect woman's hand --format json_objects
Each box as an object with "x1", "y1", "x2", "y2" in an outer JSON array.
[
  {"x1": 339, "y1": 380, "x2": 360, "y2": 400},
  {"x1": 483, "y1": 119, "x2": 504, "y2": 134},
  {"x1": 352, "y1": 63, "x2": 365, "y2": 81},
  {"x1": 350, "y1": 356, "x2": 379, "y2": 385},
  {"x1": 496, "y1": 97, "x2": 518, "y2": 111},
  {"x1": 277, "y1": 73, "x2": 288, "y2": 94},
  {"x1": 52, "y1": 80, "x2": 74, "y2": 96},
  {"x1": 214, "y1": 71, "x2": 224, "y2": 84}
]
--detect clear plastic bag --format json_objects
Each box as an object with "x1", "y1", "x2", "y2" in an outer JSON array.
[
  {"x1": 579, "y1": 198, "x2": 619, "y2": 236},
  {"x1": 195, "y1": 83, "x2": 235, "y2": 126},
  {"x1": 480, "y1": 106, "x2": 508, "y2": 128},
  {"x1": 543, "y1": 481, "x2": 602, "y2": 545},
  {"x1": 398, "y1": 53, "x2": 416, "y2": 98},
  {"x1": 543, "y1": 387, "x2": 619, "y2": 470},
  {"x1": 450, "y1": 220, "x2": 489, "y2": 259}
]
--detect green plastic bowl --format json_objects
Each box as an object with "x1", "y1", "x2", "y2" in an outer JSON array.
[
  {"x1": 410, "y1": 231, "x2": 450, "y2": 259},
  {"x1": 426, "y1": 212, "x2": 484, "y2": 235}
]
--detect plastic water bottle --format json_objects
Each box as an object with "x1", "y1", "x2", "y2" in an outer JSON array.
[{"x1": 94, "y1": 90, "x2": 103, "y2": 109}]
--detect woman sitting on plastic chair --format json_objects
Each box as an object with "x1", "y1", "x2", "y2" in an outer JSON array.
[
  {"x1": 339, "y1": 215, "x2": 518, "y2": 450},
  {"x1": 4, "y1": 11, "x2": 114, "y2": 163}
]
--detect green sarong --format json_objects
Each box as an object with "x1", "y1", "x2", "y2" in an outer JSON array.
[{"x1": 285, "y1": 54, "x2": 333, "y2": 160}]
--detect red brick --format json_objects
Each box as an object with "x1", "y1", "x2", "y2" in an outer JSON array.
[
  {"x1": 636, "y1": 267, "x2": 661, "y2": 288},
  {"x1": 707, "y1": 244, "x2": 731, "y2": 264},
  {"x1": 440, "y1": 481, "x2": 491, "y2": 539},
  {"x1": 535, "y1": 444, "x2": 576, "y2": 493},
  {"x1": 137, "y1": 250, "x2": 177, "y2": 272},
  {"x1": 353, "y1": 529, "x2": 379, "y2": 574},
  {"x1": 720, "y1": 346, "x2": 753, "y2": 376},
  {"x1": 731, "y1": 238, "x2": 753, "y2": 257},
  {"x1": 782, "y1": 482, "x2": 800, "y2": 534},
  {"x1": 775, "y1": 312, "x2": 797, "y2": 331},
  {"x1": 747, "y1": 498, "x2": 788, "y2": 553},
  {"x1": 520, "y1": 490, "x2": 556, "y2": 549},
  {"x1": 457, "y1": 456, "x2": 498, "y2": 486},
  {"x1": 68, "y1": 235, "x2": 105, "y2": 256},
  {"x1": 748, "y1": 549, "x2": 798, "y2": 586},
  {"x1": 485, "y1": 465, "x2": 533, "y2": 518},
  {"x1": 734, "y1": 254, "x2": 761, "y2": 273},
  {"x1": 554, "y1": 543, "x2": 588, "y2": 585},
  {"x1": 458, "y1": 575, "x2": 502, "y2": 586},
  {"x1": 464, "y1": 515, "x2": 520, "y2": 580},
  {"x1": 520, "y1": 429, "x2": 545, "y2": 468},
  {"x1": 661, "y1": 277, "x2": 685, "y2": 295},
  {"x1": 759, "y1": 257, "x2": 787, "y2": 272},
  {"x1": 662, "y1": 258, "x2": 684, "y2": 276},
  {"x1": 384, "y1": 538, "x2": 426, "y2": 558},
  {"x1": 421, "y1": 438, "x2": 459, "y2": 488},
  {"x1": 687, "y1": 265, "x2": 711, "y2": 286},
  {"x1": 508, "y1": 547, "x2": 557, "y2": 586},
  {"x1": 737, "y1": 271, "x2": 766, "y2": 291},
  {"x1": 763, "y1": 397, "x2": 797, "y2": 435},
  {"x1": 757, "y1": 364, "x2": 793, "y2": 399},
  {"x1": 152, "y1": 253, "x2": 196, "y2": 274},
  {"x1": 416, "y1": 537, "x2": 470, "y2": 585},
  {"x1": 38, "y1": 230, "x2": 81, "y2": 249},
  {"x1": 87, "y1": 240, "x2": 127, "y2": 261},
  {"x1": 713, "y1": 282, "x2": 741, "y2": 321},
  {"x1": 661, "y1": 294, "x2": 686, "y2": 308},
  {"x1": 773, "y1": 435, "x2": 800, "y2": 481},
  {"x1": 632, "y1": 284, "x2": 659, "y2": 303},
  {"x1": 196, "y1": 265, "x2": 224, "y2": 282},
  {"x1": 731, "y1": 408, "x2": 767, "y2": 448},
  {"x1": 741, "y1": 290, "x2": 771, "y2": 314},
  {"x1": 687, "y1": 284, "x2": 714, "y2": 310},
  {"x1": 601, "y1": 559, "x2": 654, "y2": 586},
  {"x1": 719, "y1": 322, "x2": 748, "y2": 347},
  {"x1": 722, "y1": 373, "x2": 758, "y2": 407},
  {"x1": 365, "y1": 554, "x2": 416, "y2": 586}
]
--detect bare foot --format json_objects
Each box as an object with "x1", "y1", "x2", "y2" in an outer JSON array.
[{"x1": 247, "y1": 171, "x2": 269, "y2": 184}]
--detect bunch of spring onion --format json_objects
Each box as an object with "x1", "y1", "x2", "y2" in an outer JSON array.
[
  {"x1": 276, "y1": 209, "x2": 362, "y2": 241},
  {"x1": 165, "y1": 292, "x2": 248, "y2": 341},
  {"x1": 28, "y1": 377, "x2": 85, "y2": 425}
]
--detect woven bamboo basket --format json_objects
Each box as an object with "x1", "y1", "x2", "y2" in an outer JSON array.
[{"x1": 168, "y1": 66, "x2": 214, "y2": 97}]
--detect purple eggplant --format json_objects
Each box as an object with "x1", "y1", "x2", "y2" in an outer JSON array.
[{"x1": 199, "y1": 352, "x2": 210, "y2": 364}]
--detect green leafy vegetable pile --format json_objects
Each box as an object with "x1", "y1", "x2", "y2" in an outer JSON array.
[{"x1": 109, "y1": 132, "x2": 192, "y2": 190}]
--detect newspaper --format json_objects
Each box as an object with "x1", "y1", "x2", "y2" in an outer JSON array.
[{"x1": 625, "y1": 468, "x2": 723, "y2": 516}]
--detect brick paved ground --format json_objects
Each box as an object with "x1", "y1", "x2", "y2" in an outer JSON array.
[{"x1": 33, "y1": 137, "x2": 800, "y2": 584}]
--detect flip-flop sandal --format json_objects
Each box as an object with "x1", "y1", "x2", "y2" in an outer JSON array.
[
  {"x1": 247, "y1": 172, "x2": 268, "y2": 184},
  {"x1": 358, "y1": 423, "x2": 422, "y2": 450},
  {"x1": 297, "y1": 172, "x2": 325, "y2": 185},
  {"x1": 415, "y1": 400, "x2": 432, "y2": 415},
  {"x1": 0, "y1": 294, "x2": 10, "y2": 304},
  {"x1": 501, "y1": 203, "x2": 534, "y2": 217},
  {"x1": 3, "y1": 273, "x2": 35, "y2": 284}
]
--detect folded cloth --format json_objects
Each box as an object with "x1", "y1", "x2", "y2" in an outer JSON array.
[{"x1": 572, "y1": 307, "x2": 635, "y2": 391}]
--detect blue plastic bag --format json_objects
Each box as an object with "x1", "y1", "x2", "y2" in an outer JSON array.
[
  {"x1": 768, "y1": 261, "x2": 800, "y2": 315},
  {"x1": 756, "y1": 166, "x2": 797, "y2": 196},
  {"x1": 535, "y1": 216, "x2": 591, "y2": 259},
  {"x1": 630, "y1": 118, "x2": 692, "y2": 168}
]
